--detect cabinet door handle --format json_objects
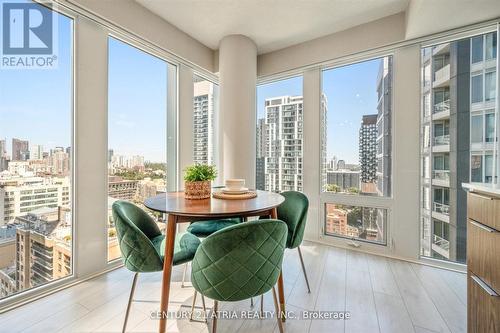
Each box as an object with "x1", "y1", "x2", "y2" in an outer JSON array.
[
  {"x1": 471, "y1": 275, "x2": 499, "y2": 297},
  {"x1": 469, "y1": 192, "x2": 499, "y2": 200},
  {"x1": 469, "y1": 219, "x2": 499, "y2": 233}
]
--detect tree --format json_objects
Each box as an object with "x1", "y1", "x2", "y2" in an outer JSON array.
[{"x1": 326, "y1": 184, "x2": 340, "y2": 193}]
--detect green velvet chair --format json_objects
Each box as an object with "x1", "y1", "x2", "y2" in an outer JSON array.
[
  {"x1": 186, "y1": 217, "x2": 243, "y2": 238},
  {"x1": 191, "y1": 219, "x2": 288, "y2": 333},
  {"x1": 263, "y1": 191, "x2": 310, "y2": 290},
  {"x1": 181, "y1": 216, "x2": 243, "y2": 288},
  {"x1": 112, "y1": 200, "x2": 201, "y2": 333}
]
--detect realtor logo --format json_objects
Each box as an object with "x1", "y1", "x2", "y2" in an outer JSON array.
[{"x1": 1, "y1": 1, "x2": 58, "y2": 69}]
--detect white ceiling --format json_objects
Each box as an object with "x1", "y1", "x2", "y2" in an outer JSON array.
[{"x1": 135, "y1": 0, "x2": 410, "y2": 54}]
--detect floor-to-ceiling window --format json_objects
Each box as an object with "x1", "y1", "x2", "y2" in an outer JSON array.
[
  {"x1": 420, "y1": 31, "x2": 498, "y2": 264},
  {"x1": 193, "y1": 75, "x2": 220, "y2": 182},
  {"x1": 0, "y1": 2, "x2": 73, "y2": 299},
  {"x1": 107, "y1": 37, "x2": 170, "y2": 261},
  {"x1": 255, "y1": 76, "x2": 304, "y2": 192},
  {"x1": 321, "y1": 56, "x2": 393, "y2": 245}
]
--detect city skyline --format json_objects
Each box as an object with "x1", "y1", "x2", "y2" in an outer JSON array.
[{"x1": 257, "y1": 59, "x2": 382, "y2": 165}]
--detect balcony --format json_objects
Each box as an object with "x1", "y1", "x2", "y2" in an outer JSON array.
[
  {"x1": 433, "y1": 64, "x2": 450, "y2": 88},
  {"x1": 433, "y1": 202, "x2": 450, "y2": 215},
  {"x1": 432, "y1": 234, "x2": 450, "y2": 258},
  {"x1": 432, "y1": 170, "x2": 450, "y2": 186},
  {"x1": 433, "y1": 134, "x2": 450, "y2": 146},
  {"x1": 432, "y1": 100, "x2": 450, "y2": 119},
  {"x1": 432, "y1": 202, "x2": 450, "y2": 223}
]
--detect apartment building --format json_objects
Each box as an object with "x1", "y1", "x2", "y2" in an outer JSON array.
[
  {"x1": 263, "y1": 96, "x2": 304, "y2": 192},
  {"x1": 11, "y1": 139, "x2": 28, "y2": 162},
  {"x1": 0, "y1": 176, "x2": 70, "y2": 225},
  {"x1": 193, "y1": 79, "x2": 217, "y2": 165},
  {"x1": 376, "y1": 57, "x2": 393, "y2": 197},
  {"x1": 359, "y1": 115, "x2": 378, "y2": 194},
  {"x1": 420, "y1": 32, "x2": 497, "y2": 263},
  {"x1": 107, "y1": 176, "x2": 138, "y2": 201}
]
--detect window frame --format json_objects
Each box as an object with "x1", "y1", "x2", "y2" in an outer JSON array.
[
  {"x1": 318, "y1": 53, "x2": 395, "y2": 249},
  {"x1": 0, "y1": 2, "x2": 77, "y2": 309}
]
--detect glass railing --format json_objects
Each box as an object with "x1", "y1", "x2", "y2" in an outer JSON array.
[
  {"x1": 433, "y1": 134, "x2": 450, "y2": 145},
  {"x1": 432, "y1": 170, "x2": 450, "y2": 181},
  {"x1": 433, "y1": 100, "x2": 450, "y2": 113},
  {"x1": 433, "y1": 202, "x2": 450, "y2": 215},
  {"x1": 433, "y1": 234, "x2": 450, "y2": 251}
]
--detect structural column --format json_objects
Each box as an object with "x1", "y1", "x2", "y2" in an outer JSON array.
[{"x1": 218, "y1": 35, "x2": 257, "y2": 186}]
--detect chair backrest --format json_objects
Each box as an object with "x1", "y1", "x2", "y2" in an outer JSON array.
[
  {"x1": 112, "y1": 201, "x2": 164, "y2": 272},
  {"x1": 277, "y1": 191, "x2": 309, "y2": 249},
  {"x1": 191, "y1": 219, "x2": 287, "y2": 302}
]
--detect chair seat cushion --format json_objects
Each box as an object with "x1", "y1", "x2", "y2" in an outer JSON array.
[
  {"x1": 187, "y1": 218, "x2": 240, "y2": 237},
  {"x1": 151, "y1": 232, "x2": 201, "y2": 266}
]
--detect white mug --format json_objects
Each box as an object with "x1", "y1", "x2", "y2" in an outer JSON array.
[{"x1": 225, "y1": 179, "x2": 245, "y2": 190}]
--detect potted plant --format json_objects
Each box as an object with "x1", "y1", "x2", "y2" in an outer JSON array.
[{"x1": 184, "y1": 164, "x2": 217, "y2": 199}]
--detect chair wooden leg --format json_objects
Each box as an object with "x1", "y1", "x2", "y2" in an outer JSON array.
[
  {"x1": 260, "y1": 294, "x2": 264, "y2": 316},
  {"x1": 212, "y1": 300, "x2": 218, "y2": 333},
  {"x1": 272, "y1": 286, "x2": 284, "y2": 333},
  {"x1": 297, "y1": 246, "x2": 311, "y2": 293},
  {"x1": 201, "y1": 294, "x2": 207, "y2": 323},
  {"x1": 181, "y1": 263, "x2": 188, "y2": 288},
  {"x1": 190, "y1": 291, "x2": 198, "y2": 321},
  {"x1": 123, "y1": 272, "x2": 139, "y2": 333},
  {"x1": 250, "y1": 297, "x2": 254, "y2": 307}
]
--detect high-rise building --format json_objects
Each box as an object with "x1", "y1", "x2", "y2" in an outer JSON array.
[
  {"x1": 14, "y1": 207, "x2": 71, "y2": 291},
  {"x1": 263, "y1": 96, "x2": 304, "y2": 192},
  {"x1": 193, "y1": 79, "x2": 217, "y2": 165},
  {"x1": 108, "y1": 149, "x2": 114, "y2": 163},
  {"x1": 261, "y1": 94, "x2": 327, "y2": 192},
  {"x1": 12, "y1": 139, "x2": 29, "y2": 161},
  {"x1": 256, "y1": 118, "x2": 267, "y2": 159},
  {"x1": 48, "y1": 148, "x2": 70, "y2": 176},
  {"x1": 255, "y1": 118, "x2": 268, "y2": 190},
  {"x1": 0, "y1": 140, "x2": 8, "y2": 172},
  {"x1": 29, "y1": 145, "x2": 43, "y2": 160},
  {"x1": 420, "y1": 32, "x2": 497, "y2": 263},
  {"x1": 326, "y1": 170, "x2": 361, "y2": 191},
  {"x1": 327, "y1": 156, "x2": 338, "y2": 171},
  {"x1": 359, "y1": 115, "x2": 378, "y2": 194},
  {"x1": 337, "y1": 159, "x2": 346, "y2": 170},
  {"x1": 0, "y1": 176, "x2": 71, "y2": 225},
  {"x1": 376, "y1": 57, "x2": 392, "y2": 197}
]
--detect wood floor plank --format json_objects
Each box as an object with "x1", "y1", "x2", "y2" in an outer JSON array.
[
  {"x1": 0, "y1": 243, "x2": 468, "y2": 333},
  {"x1": 373, "y1": 291, "x2": 415, "y2": 333},
  {"x1": 367, "y1": 254, "x2": 401, "y2": 297},
  {"x1": 344, "y1": 251, "x2": 380, "y2": 333},
  {"x1": 285, "y1": 243, "x2": 327, "y2": 311},
  {"x1": 389, "y1": 260, "x2": 451, "y2": 333},
  {"x1": 309, "y1": 246, "x2": 347, "y2": 333},
  {"x1": 435, "y1": 268, "x2": 467, "y2": 307},
  {"x1": 410, "y1": 264, "x2": 466, "y2": 333}
]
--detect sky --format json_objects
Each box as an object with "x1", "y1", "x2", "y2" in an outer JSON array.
[
  {"x1": 257, "y1": 58, "x2": 382, "y2": 164},
  {"x1": 1, "y1": 0, "x2": 382, "y2": 166},
  {"x1": 0, "y1": 4, "x2": 72, "y2": 156},
  {"x1": 0, "y1": 1, "x2": 168, "y2": 163}
]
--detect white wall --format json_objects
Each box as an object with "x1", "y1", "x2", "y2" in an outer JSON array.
[{"x1": 257, "y1": 13, "x2": 406, "y2": 77}]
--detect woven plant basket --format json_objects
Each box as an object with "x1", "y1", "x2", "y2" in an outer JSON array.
[{"x1": 185, "y1": 180, "x2": 211, "y2": 199}]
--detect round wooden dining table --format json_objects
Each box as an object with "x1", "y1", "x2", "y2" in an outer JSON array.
[{"x1": 144, "y1": 190, "x2": 286, "y2": 333}]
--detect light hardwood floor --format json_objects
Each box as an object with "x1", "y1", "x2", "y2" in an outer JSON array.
[{"x1": 0, "y1": 242, "x2": 466, "y2": 333}]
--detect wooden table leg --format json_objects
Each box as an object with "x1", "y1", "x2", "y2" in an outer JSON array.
[
  {"x1": 270, "y1": 208, "x2": 286, "y2": 322},
  {"x1": 159, "y1": 214, "x2": 177, "y2": 333}
]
